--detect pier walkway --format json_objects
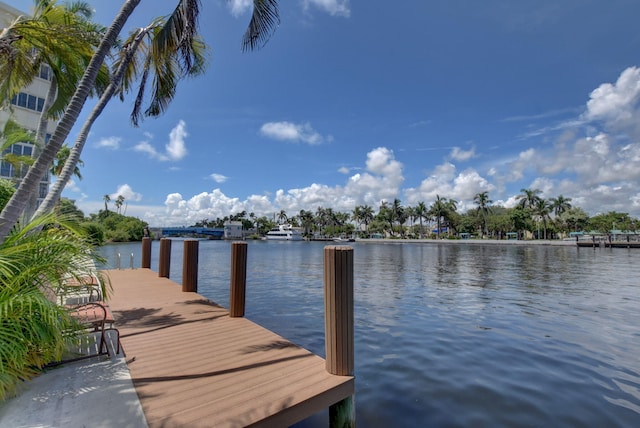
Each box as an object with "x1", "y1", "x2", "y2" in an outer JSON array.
[{"x1": 106, "y1": 268, "x2": 354, "y2": 427}]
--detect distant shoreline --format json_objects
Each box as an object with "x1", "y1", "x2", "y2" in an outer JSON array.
[{"x1": 350, "y1": 238, "x2": 577, "y2": 246}]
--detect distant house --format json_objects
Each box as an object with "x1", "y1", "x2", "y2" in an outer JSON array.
[{"x1": 223, "y1": 221, "x2": 243, "y2": 240}]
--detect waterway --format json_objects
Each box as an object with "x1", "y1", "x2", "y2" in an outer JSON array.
[{"x1": 98, "y1": 240, "x2": 640, "y2": 427}]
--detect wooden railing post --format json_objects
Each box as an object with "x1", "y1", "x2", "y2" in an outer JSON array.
[
  {"x1": 141, "y1": 237, "x2": 151, "y2": 269},
  {"x1": 182, "y1": 240, "x2": 198, "y2": 293},
  {"x1": 229, "y1": 241, "x2": 248, "y2": 317},
  {"x1": 158, "y1": 238, "x2": 172, "y2": 278},
  {"x1": 324, "y1": 245, "x2": 355, "y2": 428}
]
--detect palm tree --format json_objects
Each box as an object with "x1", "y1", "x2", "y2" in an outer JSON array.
[
  {"x1": 390, "y1": 198, "x2": 404, "y2": 237},
  {"x1": 50, "y1": 144, "x2": 83, "y2": 180},
  {"x1": 0, "y1": 0, "x2": 281, "y2": 241},
  {"x1": 277, "y1": 209, "x2": 287, "y2": 224},
  {"x1": 36, "y1": 0, "x2": 208, "y2": 216},
  {"x1": 517, "y1": 188, "x2": 542, "y2": 209},
  {"x1": 360, "y1": 204, "x2": 374, "y2": 236},
  {"x1": 414, "y1": 201, "x2": 428, "y2": 238},
  {"x1": 37, "y1": 0, "x2": 280, "y2": 218},
  {"x1": 534, "y1": 198, "x2": 551, "y2": 239},
  {"x1": 1, "y1": 1, "x2": 107, "y2": 221},
  {"x1": 298, "y1": 209, "x2": 314, "y2": 237},
  {"x1": 430, "y1": 195, "x2": 448, "y2": 239},
  {"x1": 473, "y1": 191, "x2": 492, "y2": 238},
  {"x1": 549, "y1": 195, "x2": 572, "y2": 217},
  {"x1": 103, "y1": 194, "x2": 111, "y2": 212},
  {"x1": 114, "y1": 195, "x2": 125, "y2": 214},
  {"x1": 0, "y1": 0, "x2": 141, "y2": 241}
]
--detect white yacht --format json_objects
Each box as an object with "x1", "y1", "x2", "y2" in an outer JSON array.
[{"x1": 266, "y1": 224, "x2": 303, "y2": 241}]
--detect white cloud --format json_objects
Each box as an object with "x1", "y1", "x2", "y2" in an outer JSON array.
[
  {"x1": 132, "y1": 121, "x2": 188, "y2": 161},
  {"x1": 133, "y1": 141, "x2": 160, "y2": 158},
  {"x1": 96, "y1": 136, "x2": 121, "y2": 149},
  {"x1": 110, "y1": 184, "x2": 142, "y2": 202},
  {"x1": 79, "y1": 68, "x2": 640, "y2": 225},
  {"x1": 449, "y1": 146, "x2": 476, "y2": 162},
  {"x1": 260, "y1": 121, "x2": 327, "y2": 145},
  {"x1": 210, "y1": 173, "x2": 228, "y2": 183},
  {"x1": 227, "y1": 0, "x2": 252, "y2": 17},
  {"x1": 585, "y1": 67, "x2": 640, "y2": 126},
  {"x1": 303, "y1": 0, "x2": 351, "y2": 17},
  {"x1": 166, "y1": 120, "x2": 188, "y2": 160},
  {"x1": 148, "y1": 147, "x2": 403, "y2": 226}
]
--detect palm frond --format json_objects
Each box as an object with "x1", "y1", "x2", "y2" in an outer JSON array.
[{"x1": 241, "y1": 0, "x2": 280, "y2": 52}]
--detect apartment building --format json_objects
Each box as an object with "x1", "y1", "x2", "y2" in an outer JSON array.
[{"x1": 0, "y1": 1, "x2": 56, "y2": 206}]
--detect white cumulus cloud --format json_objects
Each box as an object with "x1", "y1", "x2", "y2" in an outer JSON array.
[
  {"x1": 260, "y1": 121, "x2": 326, "y2": 145},
  {"x1": 133, "y1": 121, "x2": 188, "y2": 161},
  {"x1": 96, "y1": 136, "x2": 121, "y2": 150},
  {"x1": 303, "y1": 0, "x2": 351, "y2": 17}
]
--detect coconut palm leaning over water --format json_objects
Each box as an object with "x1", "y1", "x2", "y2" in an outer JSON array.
[
  {"x1": 0, "y1": 0, "x2": 280, "y2": 399},
  {"x1": 0, "y1": 0, "x2": 280, "y2": 237}
]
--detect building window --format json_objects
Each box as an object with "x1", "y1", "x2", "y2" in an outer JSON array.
[
  {"x1": 10, "y1": 92, "x2": 47, "y2": 113},
  {"x1": 39, "y1": 64, "x2": 51, "y2": 81},
  {"x1": 0, "y1": 161, "x2": 11, "y2": 177}
]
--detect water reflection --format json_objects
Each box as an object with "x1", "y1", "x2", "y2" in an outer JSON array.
[{"x1": 98, "y1": 241, "x2": 640, "y2": 427}]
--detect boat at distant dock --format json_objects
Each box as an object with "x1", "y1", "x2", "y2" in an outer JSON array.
[{"x1": 265, "y1": 224, "x2": 304, "y2": 241}]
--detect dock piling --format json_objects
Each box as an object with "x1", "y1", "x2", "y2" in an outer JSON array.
[
  {"x1": 182, "y1": 240, "x2": 198, "y2": 292},
  {"x1": 158, "y1": 238, "x2": 172, "y2": 278},
  {"x1": 141, "y1": 237, "x2": 151, "y2": 268},
  {"x1": 324, "y1": 245, "x2": 355, "y2": 427},
  {"x1": 229, "y1": 241, "x2": 247, "y2": 317}
]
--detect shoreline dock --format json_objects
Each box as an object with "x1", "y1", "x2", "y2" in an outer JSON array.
[{"x1": 106, "y1": 267, "x2": 354, "y2": 427}]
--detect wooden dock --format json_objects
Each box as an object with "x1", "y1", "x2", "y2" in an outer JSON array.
[{"x1": 105, "y1": 268, "x2": 354, "y2": 427}]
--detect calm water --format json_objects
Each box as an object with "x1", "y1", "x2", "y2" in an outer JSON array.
[{"x1": 98, "y1": 240, "x2": 640, "y2": 427}]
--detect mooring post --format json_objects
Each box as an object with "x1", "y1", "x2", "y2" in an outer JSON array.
[
  {"x1": 324, "y1": 245, "x2": 355, "y2": 428},
  {"x1": 229, "y1": 241, "x2": 248, "y2": 317},
  {"x1": 158, "y1": 238, "x2": 172, "y2": 278},
  {"x1": 182, "y1": 240, "x2": 198, "y2": 292},
  {"x1": 141, "y1": 237, "x2": 151, "y2": 269}
]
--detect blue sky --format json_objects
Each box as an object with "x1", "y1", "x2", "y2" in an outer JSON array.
[{"x1": 10, "y1": 0, "x2": 640, "y2": 226}]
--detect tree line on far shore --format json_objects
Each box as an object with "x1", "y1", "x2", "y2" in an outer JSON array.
[{"x1": 193, "y1": 189, "x2": 638, "y2": 240}]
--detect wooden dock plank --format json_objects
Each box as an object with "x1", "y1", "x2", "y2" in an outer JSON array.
[{"x1": 104, "y1": 269, "x2": 354, "y2": 428}]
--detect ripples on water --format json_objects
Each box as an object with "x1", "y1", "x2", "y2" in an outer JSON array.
[{"x1": 99, "y1": 241, "x2": 640, "y2": 427}]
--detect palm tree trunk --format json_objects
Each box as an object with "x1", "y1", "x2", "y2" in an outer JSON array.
[
  {"x1": 24, "y1": 75, "x2": 57, "y2": 222},
  {"x1": 35, "y1": 27, "x2": 148, "y2": 218},
  {"x1": 0, "y1": 0, "x2": 141, "y2": 242}
]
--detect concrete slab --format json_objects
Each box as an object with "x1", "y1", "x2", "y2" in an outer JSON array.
[{"x1": 0, "y1": 356, "x2": 147, "y2": 428}]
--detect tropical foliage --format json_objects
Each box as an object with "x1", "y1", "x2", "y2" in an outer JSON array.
[
  {"x1": 193, "y1": 190, "x2": 638, "y2": 240},
  {"x1": 0, "y1": 214, "x2": 107, "y2": 399}
]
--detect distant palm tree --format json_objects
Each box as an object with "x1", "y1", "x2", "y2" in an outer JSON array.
[
  {"x1": 277, "y1": 209, "x2": 287, "y2": 224},
  {"x1": 473, "y1": 191, "x2": 493, "y2": 238},
  {"x1": 114, "y1": 195, "x2": 125, "y2": 214},
  {"x1": 549, "y1": 195, "x2": 572, "y2": 217},
  {"x1": 534, "y1": 198, "x2": 551, "y2": 239},
  {"x1": 103, "y1": 194, "x2": 110, "y2": 212},
  {"x1": 517, "y1": 188, "x2": 542, "y2": 209},
  {"x1": 414, "y1": 201, "x2": 428, "y2": 238},
  {"x1": 359, "y1": 205, "x2": 374, "y2": 236},
  {"x1": 430, "y1": 195, "x2": 448, "y2": 239}
]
